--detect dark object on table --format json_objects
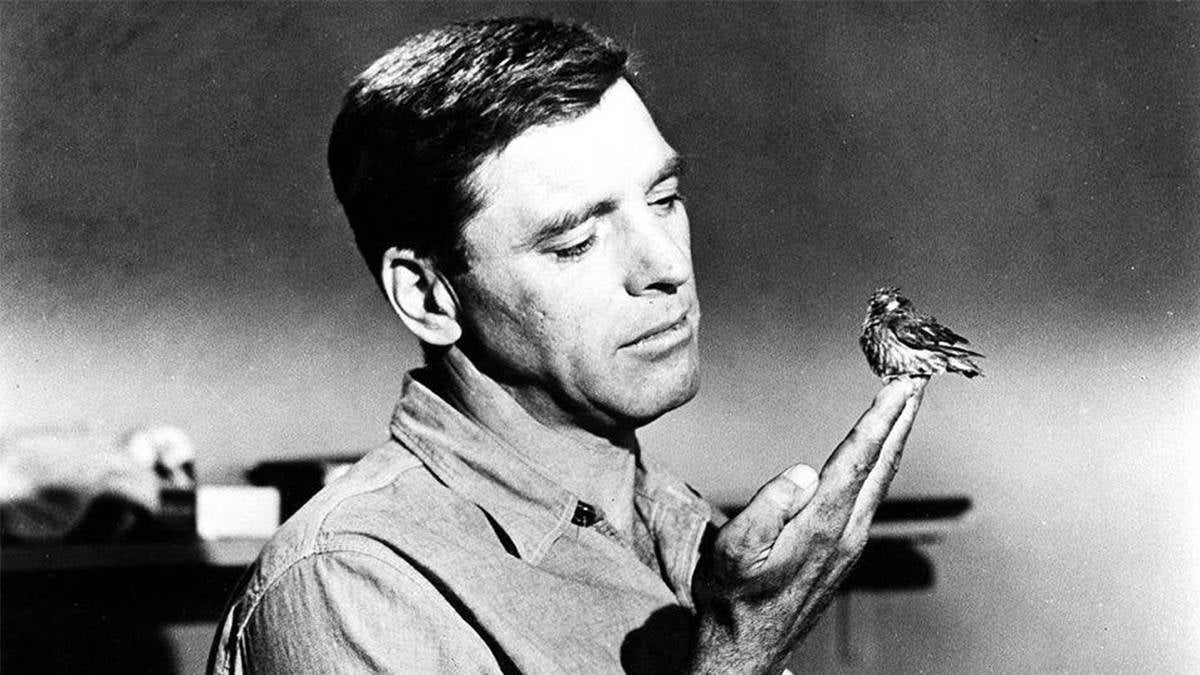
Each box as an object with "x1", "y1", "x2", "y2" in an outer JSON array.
[{"x1": 247, "y1": 456, "x2": 362, "y2": 521}]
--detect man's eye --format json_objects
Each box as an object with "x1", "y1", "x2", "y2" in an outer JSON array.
[
  {"x1": 552, "y1": 235, "x2": 596, "y2": 260},
  {"x1": 650, "y1": 192, "x2": 684, "y2": 215}
]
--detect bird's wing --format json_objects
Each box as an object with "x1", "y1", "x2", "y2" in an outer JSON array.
[{"x1": 892, "y1": 314, "x2": 984, "y2": 356}]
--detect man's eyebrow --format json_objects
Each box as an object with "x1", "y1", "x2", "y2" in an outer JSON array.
[
  {"x1": 648, "y1": 153, "x2": 686, "y2": 189},
  {"x1": 518, "y1": 154, "x2": 686, "y2": 252},
  {"x1": 521, "y1": 199, "x2": 618, "y2": 251}
]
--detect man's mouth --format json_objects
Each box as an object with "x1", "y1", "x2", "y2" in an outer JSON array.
[{"x1": 622, "y1": 312, "x2": 694, "y2": 352}]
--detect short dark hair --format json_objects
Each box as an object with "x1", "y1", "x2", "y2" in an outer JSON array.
[{"x1": 328, "y1": 17, "x2": 633, "y2": 280}]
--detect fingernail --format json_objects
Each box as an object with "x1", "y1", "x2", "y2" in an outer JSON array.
[{"x1": 783, "y1": 464, "x2": 818, "y2": 490}]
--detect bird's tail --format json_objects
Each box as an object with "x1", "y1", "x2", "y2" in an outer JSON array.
[
  {"x1": 947, "y1": 354, "x2": 984, "y2": 378},
  {"x1": 939, "y1": 343, "x2": 985, "y2": 359}
]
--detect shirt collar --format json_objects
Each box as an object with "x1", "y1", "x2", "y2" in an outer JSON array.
[
  {"x1": 388, "y1": 351, "x2": 712, "y2": 584},
  {"x1": 389, "y1": 368, "x2": 580, "y2": 564}
]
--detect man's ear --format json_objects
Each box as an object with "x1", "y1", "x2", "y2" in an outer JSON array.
[{"x1": 381, "y1": 248, "x2": 462, "y2": 346}]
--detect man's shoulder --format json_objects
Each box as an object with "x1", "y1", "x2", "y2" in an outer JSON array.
[
  {"x1": 209, "y1": 440, "x2": 504, "y2": 675},
  {"x1": 246, "y1": 440, "x2": 486, "y2": 591}
]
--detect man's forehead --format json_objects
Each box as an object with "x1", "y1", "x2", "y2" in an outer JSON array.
[{"x1": 464, "y1": 80, "x2": 676, "y2": 228}]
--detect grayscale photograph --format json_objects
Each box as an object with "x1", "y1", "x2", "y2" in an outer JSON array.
[{"x1": 2, "y1": 2, "x2": 1197, "y2": 674}]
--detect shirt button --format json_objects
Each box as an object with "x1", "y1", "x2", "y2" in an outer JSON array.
[{"x1": 571, "y1": 500, "x2": 598, "y2": 527}]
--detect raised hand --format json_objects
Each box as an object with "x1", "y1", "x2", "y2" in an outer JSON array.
[{"x1": 689, "y1": 377, "x2": 927, "y2": 674}]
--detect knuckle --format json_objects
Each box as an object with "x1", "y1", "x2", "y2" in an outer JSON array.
[
  {"x1": 714, "y1": 545, "x2": 765, "y2": 585},
  {"x1": 728, "y1": 532, "x2": 757, "y2": 561},
  {"x1": 812, "y1": 494, "x2": 851, "y2": 524},
  {"x1": 823, "y1": 460, "x2": 874, "y2": 492},
  {"x1": 717, "y1": 528, "x2": 767, "y2": 569},
  {"x1": 715, "y1": 530, "x2": 749, "y2": 561},
  {"x1": 851, "y1": 461, "x2": 873, "y2": 482},
  {"x1": 806, "y1": 523, "x2": 842, "y2": 550}
]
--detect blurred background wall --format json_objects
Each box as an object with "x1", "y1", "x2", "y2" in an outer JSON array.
[{"x1": 3, "y1": 2, "x2": 1197, "y2": 673}]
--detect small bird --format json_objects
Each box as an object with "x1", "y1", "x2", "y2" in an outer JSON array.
[{"x1": 860, "y1": 287, "x2": 983, "y2": 381}]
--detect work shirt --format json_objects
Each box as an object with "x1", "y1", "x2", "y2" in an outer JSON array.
[{"x1": 208, "y1": 370, "x2": 716, "y2": 674}]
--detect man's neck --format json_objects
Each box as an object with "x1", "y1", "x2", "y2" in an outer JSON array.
[{"x1": 427, "y1": 347, "x2": 640, "y2": 535}]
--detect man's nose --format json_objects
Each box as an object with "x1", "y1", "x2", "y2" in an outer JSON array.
[{"x1": 622, "y1": 211, "x2": 692, "y2": 296}]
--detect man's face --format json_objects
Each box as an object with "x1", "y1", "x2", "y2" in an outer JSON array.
[{"x1": 450, "y1": 79, "x2": 700, "y2": 433}]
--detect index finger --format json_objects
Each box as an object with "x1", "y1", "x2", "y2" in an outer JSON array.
[{"x1": 812, "y1": 378, "x2": 919, "y2": 509}]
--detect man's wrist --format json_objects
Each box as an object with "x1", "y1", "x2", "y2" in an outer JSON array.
[{"x1": 687, "y1": 602, "x2": 791, "y2": 675}]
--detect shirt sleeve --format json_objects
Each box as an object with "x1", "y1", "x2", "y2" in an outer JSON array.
[{"x1": 241, "y1": 549, "x2": 503, "y2": 674}]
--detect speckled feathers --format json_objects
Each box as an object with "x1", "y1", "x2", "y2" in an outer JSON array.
[{"x1": 860, "y1": 287, "x2": 983, "y2": 380}]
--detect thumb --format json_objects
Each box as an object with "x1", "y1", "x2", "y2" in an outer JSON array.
[
  {"x1": 757, "y1": 463, "x2": 820, "y2": 521},
  {"x1": 720, "y1": 464, "x2": 820, "y2": 562}
]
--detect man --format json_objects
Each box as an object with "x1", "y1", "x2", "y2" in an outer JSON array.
[{"x1": 210, "y1": 16, "x2": 924, "y2": 674}]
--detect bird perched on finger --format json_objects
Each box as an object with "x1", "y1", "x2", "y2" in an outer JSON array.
[{"x1": 860, "y1": 287, "x2": 984, "y2": 381}]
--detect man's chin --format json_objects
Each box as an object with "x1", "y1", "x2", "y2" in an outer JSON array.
[{"x1": 622, "y1": 368, "x2": 701, "y2": 428}]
